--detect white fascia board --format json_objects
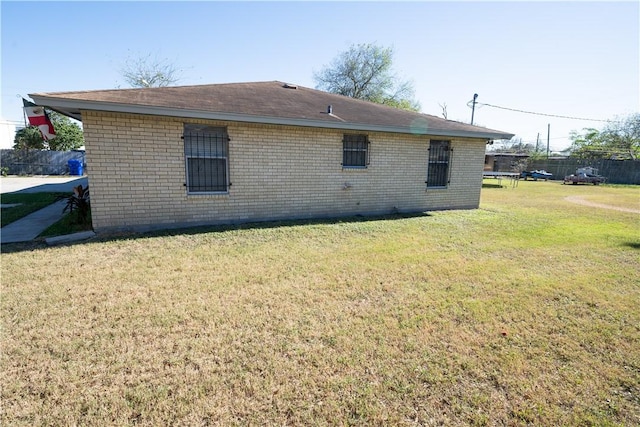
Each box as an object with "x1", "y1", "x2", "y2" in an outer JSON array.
[{"x1": 30, "y1": 96, "x2": 513, "y2": 141}]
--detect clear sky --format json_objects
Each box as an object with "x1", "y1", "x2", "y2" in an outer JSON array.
[{"x1": 2, "y1": 1, "x2": 638, "y2": 151}]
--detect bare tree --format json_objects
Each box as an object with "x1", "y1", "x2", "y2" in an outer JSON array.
[
  {"x1": 120, "y1": 53, "x2": 181, "y2": 88},
  {"x1": 438, "y1": 102, "x2": 448, "y2": 119}
]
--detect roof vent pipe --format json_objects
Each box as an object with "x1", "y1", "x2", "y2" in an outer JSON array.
[{"x1": 327, "y1": 105, "x2": 333, "y2": 114}]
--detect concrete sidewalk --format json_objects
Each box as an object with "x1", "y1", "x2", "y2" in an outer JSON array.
[
  {"x1": 1, "y1": 200, "x2": 70, "y2": 244},
  {"x1": 1, "y1": 176, "x2": 95, "y2": 245}
]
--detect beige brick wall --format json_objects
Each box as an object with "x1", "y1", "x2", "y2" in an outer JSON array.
[{"x1": 82, "y1": 111, "x2": 487, "y2": 232}]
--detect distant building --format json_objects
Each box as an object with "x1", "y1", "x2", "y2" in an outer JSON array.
[
  {"x1": 0, "y1": 119, "x2": 21, "y2": 149},
  {"x1": 484, "y1": 153, "x2": 530, "y2": 172}
]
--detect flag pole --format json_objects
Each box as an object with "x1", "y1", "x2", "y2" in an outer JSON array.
[{"x1": 18, "y1": 95, "x2": 28, "y2": 128}]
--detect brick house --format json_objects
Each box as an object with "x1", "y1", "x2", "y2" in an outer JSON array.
[{"x1": 30, "y1": 81, "x2": 513, "y2": 233}]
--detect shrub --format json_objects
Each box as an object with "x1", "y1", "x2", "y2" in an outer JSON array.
[{"x1": 56, "y1": 185, "x2": 90, "y2": 225}]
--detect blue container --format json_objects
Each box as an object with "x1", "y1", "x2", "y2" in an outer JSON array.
[{"x1": 68, "y1": 159, "x2": 83, "y2": 176}]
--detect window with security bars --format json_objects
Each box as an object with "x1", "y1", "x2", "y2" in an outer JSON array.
[
  {"x1": 426, "y1": 140, "x2": 451, "y2": 188},
  {"x1": 342, "y1": 134, "x2": 369, "y2": 168},
  {"x1": 184, "y1": 124, "x2": 229, "y2": 193}
]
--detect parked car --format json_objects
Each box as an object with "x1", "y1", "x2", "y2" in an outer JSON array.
[
  {"x1": 520, "y1": 170, "x2": 553, "y2": 181},
  {"x1": 563, "y1": 172, "x2": 606, "y2": 185}
]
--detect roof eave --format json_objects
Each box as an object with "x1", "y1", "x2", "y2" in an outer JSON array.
[{"x1": 29, "y1": 95, "x2": 514, "y2": 141}]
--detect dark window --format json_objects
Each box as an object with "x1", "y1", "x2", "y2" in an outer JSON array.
[
  {"x1": 184, "y1": 124, "x2": 229, "y2": 193},
  {"x1": 427, "y1": 140, "x2": 450, "y2": 187},
  {"x1": 342, "y1": 134, "x2": 369, "y2": 168}
]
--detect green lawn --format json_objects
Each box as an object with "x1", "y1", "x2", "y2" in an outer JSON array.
[
  {"x1": 1, "y1": 191, "x2": 92, "y2": 237},
  {"x1": 0, "y1": 192, "x2": 65, "y2": 227},
  {"x1": 1, "y1": 181, "x2": 639, "y2": 426},
  {"x1": 38, "y1": 210, "x2": 93, "y2": 238}
]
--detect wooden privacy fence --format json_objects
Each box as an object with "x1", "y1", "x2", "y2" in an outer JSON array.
[
  {"x1": 527, "y1": 158, "x2": 640, "y2": 185},
  {"x1": 0, "y1": 149, "x2": 86, "y2": 176}
]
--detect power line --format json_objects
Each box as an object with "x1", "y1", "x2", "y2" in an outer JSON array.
[{"x1": 476, "y1": 102, "x2": 611, "y2": 122}]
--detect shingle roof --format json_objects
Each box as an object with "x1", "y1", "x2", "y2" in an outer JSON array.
[{"x1": 30, "y1": 81, "x2": 513, "y2": 140}]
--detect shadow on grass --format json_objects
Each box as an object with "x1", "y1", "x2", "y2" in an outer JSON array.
[
  {"x1": 482, "y1": 183, "x2": 506, "y2": 189},
  {"x1": 0, "y1": 211, "x2": 432, "y2": 254},
  {"x1": 622, "y1": 242, "x2": 640, "y2": 250}
]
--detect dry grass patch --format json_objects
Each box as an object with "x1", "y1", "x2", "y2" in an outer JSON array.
[
  {"x1": 563, "y1": 184, "x2": 639, "y2": 212},
  {"x1": 2, "y1": 181, "x2": 639, "y2": 425}
]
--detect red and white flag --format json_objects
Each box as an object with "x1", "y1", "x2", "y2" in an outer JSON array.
[{"x1": 23, "y1": 98, "x2": 56, "y2": 141}]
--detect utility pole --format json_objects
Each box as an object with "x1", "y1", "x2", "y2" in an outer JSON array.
[
  {"x1": 547, "y1": 124, "x2": 551, "y2": 158},
  {"x1": 535, "y1": 133, "x2": 540, "y2": 153},
  {"x1": 470, "y1": 93, "x2": 478, "y2": 125}
]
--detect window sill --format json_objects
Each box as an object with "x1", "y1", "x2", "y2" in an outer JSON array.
[
  {"x1": 187, "y1": 191, "x2": 229, "y2": 197},
  {"x1": 342, "y1": 166, "x2": 368, "y2": 171}
]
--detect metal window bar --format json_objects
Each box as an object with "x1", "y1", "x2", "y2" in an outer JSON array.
[
  {"x1": 184, "y1": 125, "x2": 229, "y2": 193},
  {"x1": 342, "y1": 134, "x2": 369, "y2": 167},
  {"x1": 426, "y1": 140, "x2": 450, "y2": 187}
]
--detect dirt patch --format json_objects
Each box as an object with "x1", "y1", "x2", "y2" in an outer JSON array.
[{"x1": 564, "y1": 196, "x2": 640, "y2": 214}]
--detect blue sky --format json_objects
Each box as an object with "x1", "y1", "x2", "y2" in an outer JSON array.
[{"x1": 2, "y1": 1, "x2": 638, "y2": 151}]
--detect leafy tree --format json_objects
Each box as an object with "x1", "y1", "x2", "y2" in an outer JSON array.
[
  {"x1": 570, "y1": 113, "x2": 640, "y2": 159},
  {"x1": 47, "y1": 112, "x2": 84, "y2": 151},
  {"x1": 605, "y1": 113, "x2": 640, "y2": 159},
  {"x1": 120, "y1": 52, "x2": 181, "y2": 88},
  {"x1": 13, "y1": 111, "x2": 83, "y2": 151},
  {"x1": 568, "y1": 128, "x2": 605, "y2": 159},
  {"x1": 314, "y1": 43, "x2": 420, "y2": 112},
  {"x1": 13, "y1": 126, "x2": 46, "y2": 150}
]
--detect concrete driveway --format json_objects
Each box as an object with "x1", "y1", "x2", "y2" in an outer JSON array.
[{"x1": 1, "y1": 176, "x2": 88, "y2": 194}]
